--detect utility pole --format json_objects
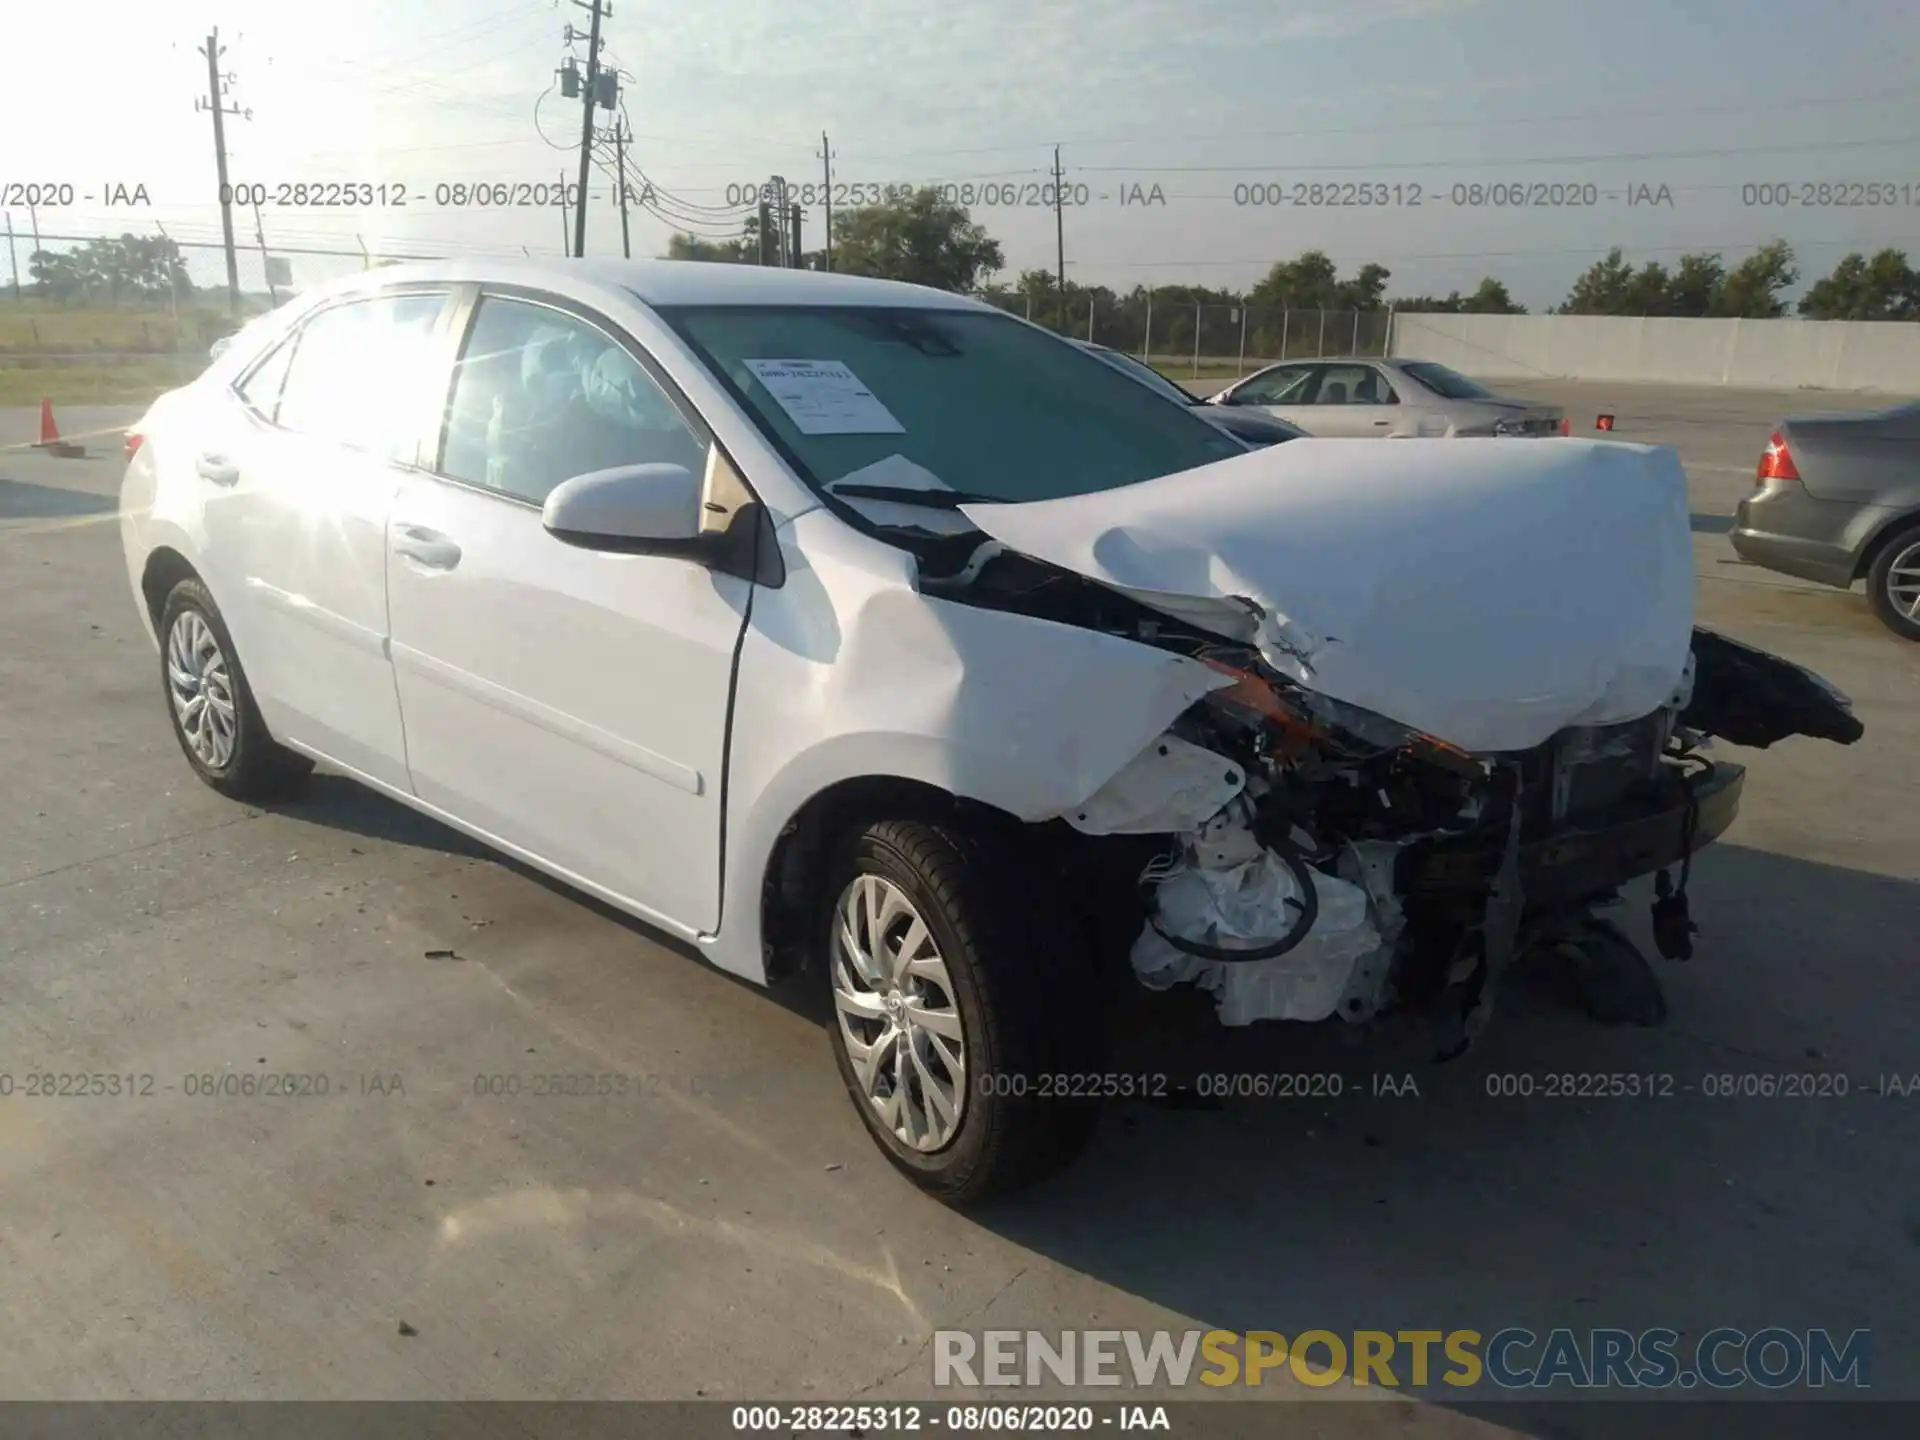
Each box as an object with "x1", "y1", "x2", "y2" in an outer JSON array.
[
  {"x1": 817, "y1": 132, "x2": 835, "y2": 272},
  {"x1": 1051, "y1": 145, "x2": 1067, "y2": 332},
  {"x1": 612, "y1": 120, "x2": 632, "y2": 258},
  {"x1": 757, "y1": 193, "x2": 774, "y2": 266},
  {"x1": 196, "y1": 28, "x2": 249, "y2": 316},
  {"x1": 788, "y1": 204, "x2": 803, "y2": 269},
  {"x1": 5, "y1": 213, "x2": 19, "y2": 301},
  {"x1": 570, "y1": 0, "x2": 610, "y2": 258}
]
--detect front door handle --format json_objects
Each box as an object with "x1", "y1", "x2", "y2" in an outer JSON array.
[
  {"x1": 393, "y1": 525, "x2": 462, "y2": 570},
  {"x1": 1372, "y1": 418, "x2": 1392, "y2": 427},
  {"x1": 196, "y1": 452, "x2": 240, "y2": 486}
]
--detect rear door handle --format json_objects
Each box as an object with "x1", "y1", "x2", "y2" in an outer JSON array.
[
  {"x1": 1372, "y1": 419, "x2": 1392, "y2": 427},
  {"x1": 393, "y1": 525, "x2": 462, "y2": 570},
  {"x1": 196, "y1": 453, "x2": 240, "y2": 486}
]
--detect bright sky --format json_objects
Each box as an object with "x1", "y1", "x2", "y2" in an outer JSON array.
[{"x1": 5, "y1": 0, "x2": 1919, "y2": 306}]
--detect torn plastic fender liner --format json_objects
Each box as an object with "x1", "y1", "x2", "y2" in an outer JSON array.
[{"x1": 960, "y1": 438, "x2": 1697, "y2": 754}]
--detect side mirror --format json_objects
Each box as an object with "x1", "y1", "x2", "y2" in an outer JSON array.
[
  {"x1": 209, "y1": 336, "x2": 232, "y2": 362},
  {"x1": 543, "y1": 463, "x2": 703, "y2": 551},
  {"x1": 1205, "y1": 388, "x2": 1236, "y2": 406}
]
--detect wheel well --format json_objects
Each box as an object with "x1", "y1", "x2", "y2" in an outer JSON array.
[
  {"x1": 759, "y1": 776, "x2": 1016, "y2": 980},
  {"x1": 1854, "y1": 511, "x2": 1920, "y2": 582},
  {"x1": 140, "y1": 547, "x2": 200, "y2": 630}
]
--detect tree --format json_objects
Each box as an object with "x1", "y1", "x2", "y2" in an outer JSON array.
[
  {"x1": 1248, "y1": 250, "x2": 1341, "y2": 311},
  {"x1": 1667, "y1": 253, "x2": 1726, "y2": 318},
  {"x1": 1799, "y1": 249, "x2": 1919, "y2": 320},
  {"x1": 1337, "y1": 261, "x2": 1392, "y2": 312},
  {"x1": 28, "y1": 234, "x2": 193, "y2": 304},
  {"x1": 1559, "y1": 249, "x2": 1639, "y2": 314},
  {"x1": 664, "y1": 231, "x2": 752, "y2": 263},
  {"x1": 826, "y1": 187, "x2": 1004, "y2": 293},
  {"x1": 1460, "y1": 277, "x2": 1525, "y2": 314},
  {"x1": 1712, "y1": 240, "x2": 1797, "y2": 318}
]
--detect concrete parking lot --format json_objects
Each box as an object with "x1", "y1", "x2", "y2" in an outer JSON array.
[{"x1": 1, "y1": 388, "x2": 1915, "y2": 1434}]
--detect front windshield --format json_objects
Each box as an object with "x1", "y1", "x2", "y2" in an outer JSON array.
[
  {"x1": 659, "y1": 305, "x2": 1244, "y2": 506},
  {"x1": 1096, "y1": 349, "x2": 1200, "y2": 408},
  {"x1": 1398, "y1": 361, "x2": 1494, "y2": 400}
]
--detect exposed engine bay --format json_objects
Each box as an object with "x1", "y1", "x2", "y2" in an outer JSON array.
[{"x1": 907, "y1": 533, "x2": 1865, "y2": 1054}]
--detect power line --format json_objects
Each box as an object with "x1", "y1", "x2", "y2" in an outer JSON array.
[{"x1": 1074, "y1": 133, "x2": 1920, "y2": 174}]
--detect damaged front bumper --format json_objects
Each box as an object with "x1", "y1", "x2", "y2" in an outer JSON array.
[{"x1": 1407, "y1": 760, "x2": 1745, "y2": 913}]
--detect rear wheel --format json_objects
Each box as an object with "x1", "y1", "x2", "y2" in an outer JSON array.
[
  {"x1": 823, "y1": 820, "x2": 1101, "y2": 1207},
  {"x1": 159, "y1": 578, "x2": 313, "y2": 801},
  {"x1": 1866, "y1": 522, "x2": 1920, "y2": 641}
]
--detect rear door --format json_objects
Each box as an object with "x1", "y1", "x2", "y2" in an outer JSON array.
[
  {"x1": 384, "y1": 287, "x2": 751, "y2": 935},
  {"x1": 200, "y1": 288, "x2": 451, "y2": 788},
  {"x1": 1289, "y1": 362, "x2": 1403, "y2": 437}
]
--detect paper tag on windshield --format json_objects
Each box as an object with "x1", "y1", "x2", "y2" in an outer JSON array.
[{"x1": 744, "y1": 359, "x2": 905, "y2": 435}]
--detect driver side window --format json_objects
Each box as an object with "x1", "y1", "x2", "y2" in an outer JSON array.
[
  {"x1": 438, "y1": 295, "x2": 709, "y2": 505},
  {"x1": 1234, "y1": 364, "x2": 1316, "y2": 406}
]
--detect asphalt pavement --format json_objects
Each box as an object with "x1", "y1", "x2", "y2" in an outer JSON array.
[{"x1": 1, "y1": 395, "x2": 1915, "y2": 1433}]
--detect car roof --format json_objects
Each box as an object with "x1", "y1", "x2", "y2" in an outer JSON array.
[{"x1": 305, "y1": 256, "x2": 991, "y2": 312}]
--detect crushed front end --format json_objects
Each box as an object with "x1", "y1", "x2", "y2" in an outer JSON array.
[{"x1": 1054, "y1": 623, "x2": 1858, "y2": 1056}]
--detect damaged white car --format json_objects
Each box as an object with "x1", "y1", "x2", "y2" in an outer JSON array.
[{"x1": 121, "y1": 260, "x2": 1864, "y2": 1206}]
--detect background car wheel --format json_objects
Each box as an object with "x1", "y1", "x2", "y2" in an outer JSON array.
[
  {"x1": 159, "y1": 578, "x2": 313, "y2": 801},
  {"x1": 823, "y1": 819, "x2": 1101, "y2": 1208},
  {"x1": 1866, "y1": 522, "x2": 1920, "y2": 641}
]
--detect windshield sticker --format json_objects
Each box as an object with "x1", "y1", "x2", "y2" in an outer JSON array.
[{"x1": 743, "y1": 359, "x2": 906, "y2": 435}]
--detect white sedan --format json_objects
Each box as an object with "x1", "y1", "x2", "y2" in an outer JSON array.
[{"x1": 121, "y1": 259, "x2": 1856, "y2": 1204}]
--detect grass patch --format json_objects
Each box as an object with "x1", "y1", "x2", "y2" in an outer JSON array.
[
  {"x1": 0, "y1": 358, "x2": 195, "y2": 406},
  {"x1": 0, "y1": 303, "x2": 234, "y2": 356}
]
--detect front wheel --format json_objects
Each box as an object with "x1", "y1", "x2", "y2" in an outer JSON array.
[
  {"x1": 823, "y1": 820, "x2": 1101, "y2": 1207},
  {"x1": 1866, "y1": 522, "x2": 1920, "y2": 641}
]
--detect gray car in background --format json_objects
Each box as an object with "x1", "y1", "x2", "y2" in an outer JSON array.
[
  {"x1": 1730, "y1": 402, "x2": 1920, "y2": 640},
  {"x1": 1204, "y1": 357, "x2": 1567, "y2": 438},
  {"x1": 1074, "y1": 341, "x2": 1307, "y2": 447}
]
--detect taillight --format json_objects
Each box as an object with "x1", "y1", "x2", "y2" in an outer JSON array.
[
  {"x1": 124, "y1": 430, "x2": 144, "y2": 457},
  {"x1": 1757, "y1": 430, "x2": 1799, "y2": 481},
  {"x1": 1558, "y1": 416, "x2": 1571, "y2": 436}
]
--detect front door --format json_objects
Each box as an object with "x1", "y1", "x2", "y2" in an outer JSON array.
[{"x1": 384, "y1": 290, "x2": 749, "y2": 935}]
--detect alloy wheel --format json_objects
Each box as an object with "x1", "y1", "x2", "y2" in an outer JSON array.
[
  {"x1": 830, "y1": 873, "x2": 969, "y2": 1152},
  {"x1": 166, "y1": 609, "x2": 237, "y2": 769},
  {"x1": 1885, "y1": 539, "x2": 1920, "y2": 623}
]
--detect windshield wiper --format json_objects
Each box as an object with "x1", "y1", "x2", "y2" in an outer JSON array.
[{"x1": 827, "y1": 483, "x2": 1001, "y2": 510}]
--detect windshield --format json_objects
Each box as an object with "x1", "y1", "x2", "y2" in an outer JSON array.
[
  {"x1": 1089, "y1": 347, "x2": 1200, "y2": 408},
  {"x1": 1398, "y1": 361, "x2": 1494, "y2": 400},
  {"x1": 658, "y1": 305, "x2": 1245, "y2": 507}
]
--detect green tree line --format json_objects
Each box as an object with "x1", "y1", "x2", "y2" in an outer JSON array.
[{"x1": 666, "y1": 188, "x2": 1920, "y2": 329}]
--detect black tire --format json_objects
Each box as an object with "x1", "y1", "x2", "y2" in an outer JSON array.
[
  {"x1": 1559, "y1": 917, "x2": 1667, "y2": 1028},
  {"x1": 157, "y1": 578, "x2": 313, "y2": 801},
  {"x1": 1866, "y1": 521, "x2": 1920, "y2": 641},
  {"x1": 822, "y1": 819, "x2": 1103, "y2": 1208}
]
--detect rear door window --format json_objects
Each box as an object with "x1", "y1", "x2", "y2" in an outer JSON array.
[{"x1": 274, "y1": 292, "x2": 449, "y2": 461}]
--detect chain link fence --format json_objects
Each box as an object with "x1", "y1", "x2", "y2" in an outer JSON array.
[
  {"x1": 0, "y1": 230, "x2": 446, "y2": 402},
  {"x1": 974, "y1": 293, "x2": 1395, "y2": 378}
]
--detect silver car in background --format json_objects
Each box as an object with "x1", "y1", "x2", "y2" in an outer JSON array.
[
  {"x1": 1073, "y1": 341, "x2": 1308, "y2": 447},
  {"x1": 1205, "y1": 357, "x2": 1567, "y2": 439}
]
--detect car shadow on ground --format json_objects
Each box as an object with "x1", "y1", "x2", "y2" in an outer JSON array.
[
  {"x1": 265, "y1": 773, "x2": 494, "y2": 862},
  {"x1": 957, "y1": 841, "x2": 1920, "y2": 1433},
  {"x1": 1690, "y1": 512, "x2": 1734, "y2": 535},
  {"x1": 0, "y1": 477, "x2": 117, "y2": 520}
]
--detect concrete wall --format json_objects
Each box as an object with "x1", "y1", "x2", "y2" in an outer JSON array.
[{"x1": 1386, "y1": 312, "x2": 1920, "y2": 393}]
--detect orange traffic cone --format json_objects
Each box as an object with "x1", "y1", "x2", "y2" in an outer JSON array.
[{"x1": 33, "y1": 399, "x2": 86, "y2": 458}]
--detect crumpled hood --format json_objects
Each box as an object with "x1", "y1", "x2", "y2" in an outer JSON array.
[{"x1": 959, "y1": 438, "x2": 1695, "y2": 753}]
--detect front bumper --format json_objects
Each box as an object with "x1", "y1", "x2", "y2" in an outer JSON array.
[{"x1": 1403, "y1": 761, "x2": 1745, "y2": 910}]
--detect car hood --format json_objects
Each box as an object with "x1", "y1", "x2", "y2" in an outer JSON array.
[{"x1": 958, "y1": 438, "x2": 1694, "y2": 753}]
